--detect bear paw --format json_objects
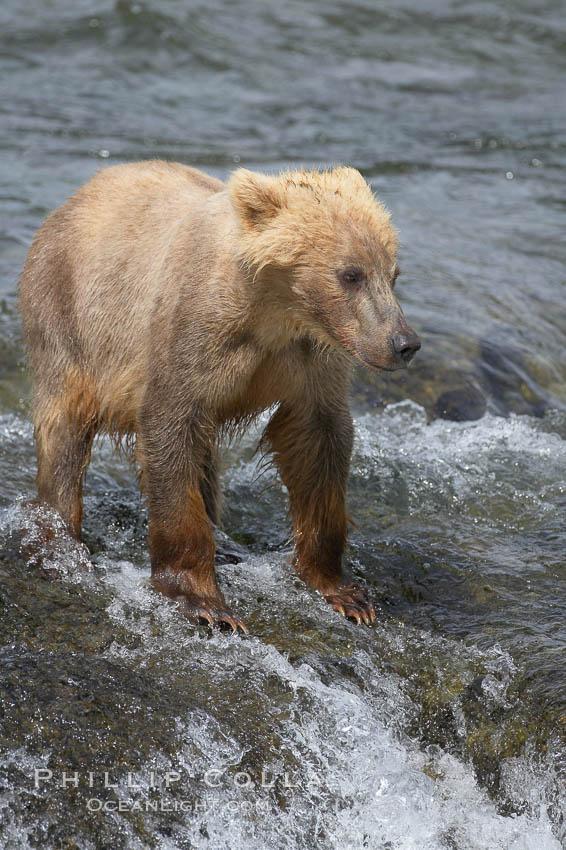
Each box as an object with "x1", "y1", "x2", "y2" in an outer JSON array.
[
  {"x1": 178, "y1": 596, "x2": 248, "y2": 634},
  {"x1": 151, "y1": 570, "x2": 248, "y2": 634},
  {"x1": 324, "y1": 583, "x2": 376, "y2": 626}
]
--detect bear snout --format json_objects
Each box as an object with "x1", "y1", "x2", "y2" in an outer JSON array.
[{"x1": 391, "y1": 329, "x2": 421, "y2": 366}]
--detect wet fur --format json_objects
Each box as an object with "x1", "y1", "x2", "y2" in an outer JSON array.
[{"x1": 19, "y1": 161, "x2": 404, "y2": 622}]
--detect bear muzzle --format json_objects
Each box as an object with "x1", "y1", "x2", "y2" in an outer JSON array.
[
  {"x1": 352, "y1": 322, "x2": 421, "y2": 372},
  {"x1": 391, "y1": 329, "x2": 421, "y2": 366}
]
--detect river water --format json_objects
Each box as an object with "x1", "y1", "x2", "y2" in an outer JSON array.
[{"x1": 1, "y1": 1, "x2": 565, "y2": 847}]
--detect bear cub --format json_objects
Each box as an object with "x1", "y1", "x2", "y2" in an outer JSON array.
[{"x1": 19, "y1": 161, "x2": 420, "y2": 632}]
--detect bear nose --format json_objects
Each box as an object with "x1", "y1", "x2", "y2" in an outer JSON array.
[{"x1": 391, "y1": 331, "x2": 421, "y2": 364}]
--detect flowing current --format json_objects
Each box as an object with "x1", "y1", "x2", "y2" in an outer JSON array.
[{"x1": 1, "y1": 1, "x2": 565, "y2": 848}]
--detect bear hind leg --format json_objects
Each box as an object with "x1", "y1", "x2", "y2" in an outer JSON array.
[{"x1": 33, "y1": 376, "x2": 99, "y2": 540}]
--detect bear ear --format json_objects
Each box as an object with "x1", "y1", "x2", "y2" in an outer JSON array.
[
  {"x1": 332, "y1": 166, "x2": 370, "y2": 192},
  {"x1": 228, "y1": 169, "x2": 285, "y2": 231}
]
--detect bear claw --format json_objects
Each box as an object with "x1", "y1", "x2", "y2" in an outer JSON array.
[
  {"x1": 151, "y1": 572, "x2": 248, "y2": 634},
  {"x1": 188, "y1": 602, "x2": 248, "y2": 634},
  {"x1": 325, "y1": 583, "x2": 376, "y2": 626}
]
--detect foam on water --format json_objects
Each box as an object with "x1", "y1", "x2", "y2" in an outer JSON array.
[
  {"x1": 353, "y1": 402, "x2": 566, "y2": 529},
  {"x1": 1, "y1": 405, "x2": 565, "y2": 848},
  {"x1": 95, "y1": 553, "x2": 560, "y2": 849}
]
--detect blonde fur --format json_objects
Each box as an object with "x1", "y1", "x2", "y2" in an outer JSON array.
[{"x1": 19, "y1": 161, "x2": 416, "y2": 627}]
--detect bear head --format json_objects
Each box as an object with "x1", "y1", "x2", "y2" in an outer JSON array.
[{"x1": 229, "y1": 166, "x2": 420, "y2": 371}]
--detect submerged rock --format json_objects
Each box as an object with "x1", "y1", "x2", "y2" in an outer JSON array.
[{"x1": 432, "y1": 386, "x2": 486, "y2": 422}]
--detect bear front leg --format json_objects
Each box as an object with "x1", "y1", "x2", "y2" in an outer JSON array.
[
  {"x1": 139, "y1": 418, "x2": 247, "y2": 633},
  {"x1": 263, "y1": 403, "x2": 375, "y2": 625}
]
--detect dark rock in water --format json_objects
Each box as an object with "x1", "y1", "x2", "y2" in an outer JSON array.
[
  {"x1": 432, "y1": 386, "x2": 486, "y2": 422},
  {"x1": 0, "y1": 647, "x2": 208, "y2": 850},
  {"x1": 0, "y1": 649, "x2": 189, "y2": 767}
]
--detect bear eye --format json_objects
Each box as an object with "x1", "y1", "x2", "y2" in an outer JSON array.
[{"x1": 339, "y1": 267, "x2": 365, "y2": 289}]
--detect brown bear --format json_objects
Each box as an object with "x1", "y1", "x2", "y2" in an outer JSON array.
[{"x1": 18, "y1": 161, "x2": 420, "y2": 633}]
